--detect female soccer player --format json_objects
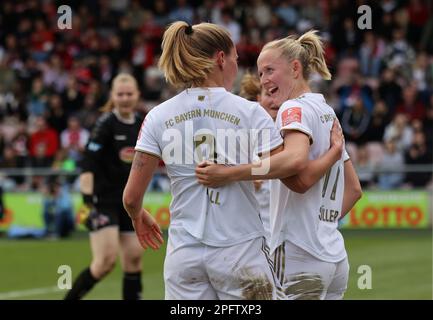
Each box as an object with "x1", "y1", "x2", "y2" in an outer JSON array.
[
  {"x1": 64, "y1": 74, "x2": 162, "y2": 300},
  {"x1": 123, "y1": 21, "x2": 343, "y2": 300},
  {"x1": 196, "y1": 31, "x2": 362, "y2": 300}
]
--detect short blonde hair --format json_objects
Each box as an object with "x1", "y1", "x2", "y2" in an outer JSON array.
[
  {"x1": 158, "y1": 21, "x2": 234, "y2": 88},
  {"x1": 262, "y1": 30, "x2": 331, "y2": 80}
]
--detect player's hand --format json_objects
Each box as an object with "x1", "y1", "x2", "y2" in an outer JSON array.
[
  {"x1": 195, "y1": 161, "x2": 231, "y2": 188},
  {"x1": 131, "y1": 209, "x2": 164, "y2": 250},
  {"x1": 330, "y1": 119, "x2": 344, "y2": 161}
]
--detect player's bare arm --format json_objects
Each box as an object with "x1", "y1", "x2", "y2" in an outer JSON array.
[
  {"x1": 196, "y1": 131, "x2": 310, "y2": 187},
  {"x1": 123, "y1": 151, "x2": 164, "y2": 249},
  {"x1": 340, "y1": 160, "x2": 362, "y2": 219},
  {"x1": 196, "y1": 119, "x2": 344, "y2": 189},
  {"x1": 281, "y1": 119, "x2": 344, "y2": 193}
]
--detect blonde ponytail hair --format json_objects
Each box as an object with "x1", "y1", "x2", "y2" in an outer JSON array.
[
  {"x1": 158, "y1": 21, "x2": 234, "y2": 88},
  {"x1": 262, "y1": 30, "x2": 331, "y2": 80},
  {"x1": 100, "y1": 73, "x2": 139, "y2": 113}
]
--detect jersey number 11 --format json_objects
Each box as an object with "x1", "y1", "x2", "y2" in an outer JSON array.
[{"x1": 322, "y1": 167, "x2": 341, "y2": 201}]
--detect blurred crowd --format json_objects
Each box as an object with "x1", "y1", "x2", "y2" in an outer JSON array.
[{"x1": 0, "y1": 0, "x2": 432, "y2": 192}]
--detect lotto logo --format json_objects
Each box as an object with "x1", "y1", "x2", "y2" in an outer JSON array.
[{"x1": 281, "y1": 107, "x2": 302, "y2": 126}]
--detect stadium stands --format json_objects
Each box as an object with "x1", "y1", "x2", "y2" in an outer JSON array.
[{"x1": 0, "y1": 0, "x2": 432, "y2": 191}]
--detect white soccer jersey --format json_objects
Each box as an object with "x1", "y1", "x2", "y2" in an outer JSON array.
[
  {"x1": 136, "y1": 87, "x2": 282, "y2": 247},
  {"x1": 269, "y1": 93, "x2": 350, "y2": 262},
  {"x1": 255, "y1": 180, "x2": 271, "y2": 242}
]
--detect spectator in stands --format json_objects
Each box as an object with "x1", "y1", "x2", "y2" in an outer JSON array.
[
  {"x1": 29, "y1": 116, "x2": 59, "y2": 168},
  {"x1": 406, "y1": 0, "x2": 430, "y2": 46},
  {"x1": 27, "y1": 77, "x2": 48, "y2": 117},
  {"x1": 341, "y1": 96, "x2": 371, "y2": 146},
  {"x1": 359, "y1": 32, "x2": 386, "y2": 78},
  {"x1": 0, "y1": 0, "x2": 432, "y2": 197},
  {"x1": 364, "y1": 100, "x2": 391, "y2": 143},
  {"x1": 46, "y1": 94, "x2": 68, "y2": 134},
  {"x1": 378, "y1": 139, "x2": 405, "y2": 190},
  {"x1": 60, "y1": 116, "x2": 89, "y2": 166},
  {"x1": 420, "y1": 16, "x2": 433, "y2": 54},
  {"x1": 356, "y1": 144, "x2": 376, "y2": 189},
  {"x1": 378, "y1": 68, "x2": 402, "y2": 114},
  {"x1": 219, "y1": 7, "x2": 241, "y2": 45},
  {"x1": 42, "y1": 177, "x2": 75, "y2": 238},
  {"x1": 337, "y1": 73, "x2": 374, "y2": 114},
  {"x1": 396, "y1": 83, "x2": 426, "y2": 121},
  {"x1": 383, "y1": 28, "x2": 416, "y2": 79},
  {"x1": 275, "y1": 0, "x2": 299, "y2": 28},
  {"x1": 0, "y1": 144, "x2": 17, "y2": 169},
  {"x1": 404, "y1": 130, "x2": 433, "y2": 188},
  {"x1": 30, "y1": 19, "x2": 54, "y2": 63},
  {"x1": 10, "y1": 123, "x2": 30, "y2": 168},
  {"x1": 383, "y1": 113, "x2": 413, "y2": 152},
  {"x1": 61, "y1": 76, "x2": 84, "y2": 118},
  {"x1": 412, "y1": 52, "x2": 432, "y2": 93},
  {"x1": 41, "y1": 54, "x2": 68, "y2": 93},
  {"x1": 75, "y1": 93, "x2": 100, "y2": 131},
  {"x1": 168, "y1": 0, "x2": 194, "y2": 24}
]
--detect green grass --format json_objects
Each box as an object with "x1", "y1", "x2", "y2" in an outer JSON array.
[
  {"x1": 0, "y1": 230, "x2": 431, "y2": 300},
  {"x1": 343, "y1": 230, "x2": 432, "y2": 300}
]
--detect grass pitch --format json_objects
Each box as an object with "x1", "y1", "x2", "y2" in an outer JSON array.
[{"x1": 0, "y1": 230, "x2": 431, "y2": 300}]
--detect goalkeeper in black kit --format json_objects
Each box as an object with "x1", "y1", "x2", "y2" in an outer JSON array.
[{"x1": 64, "y1": 73, "x2": 161, "y2": 300}]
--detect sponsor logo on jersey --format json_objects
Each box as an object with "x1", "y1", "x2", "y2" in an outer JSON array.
[
  {"x1": 281, "y1": 107, "x2": 302, "y2": 126},
  {"x1": 119, "y1": 146, "x2": 135, "y2": 163}
]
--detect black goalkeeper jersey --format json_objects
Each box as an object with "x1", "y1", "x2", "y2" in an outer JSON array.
[{"x1": 81, "y1": 111, "x2": 144, "y2": 205}]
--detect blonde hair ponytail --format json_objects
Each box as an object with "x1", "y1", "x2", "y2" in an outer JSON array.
[
  {"x1": 297, "y1": 30, "x2": 331, "y2": 80},
  {"x1": 262, "y1": 30, "x2": 331, "y2": 81},
  {"x1": 158, "y1": 21, "x2": 234, "y2": 88}
]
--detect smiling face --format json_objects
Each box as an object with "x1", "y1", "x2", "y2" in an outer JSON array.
[
  {"x1": 257, "y1": 48, "x2": 296, "y2": 107},
  {"x1": 111, "y1": 80, "x2": 139, "y2": 118}
]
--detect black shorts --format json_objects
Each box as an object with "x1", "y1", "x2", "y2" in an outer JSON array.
[{"x1": 87, "y1": 203, "x2": 134, "y2": 232}]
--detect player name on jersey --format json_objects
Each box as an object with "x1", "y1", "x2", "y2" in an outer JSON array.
[{"x1": 318, "y1": 205, "x2": 340, "y2": 223}]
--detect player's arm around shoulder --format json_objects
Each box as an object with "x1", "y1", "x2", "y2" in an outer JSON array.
[{"x1": 195, "y1": 103, "x2": 309, "y2": 187}]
